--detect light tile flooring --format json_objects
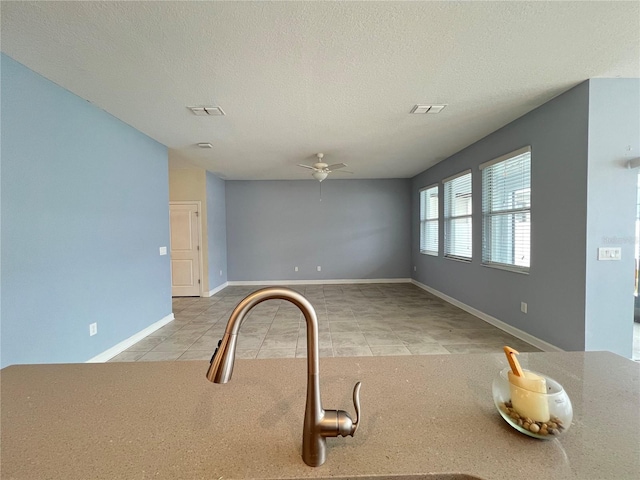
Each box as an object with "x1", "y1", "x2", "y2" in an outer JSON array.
[{"x1": 110, "y1": 283, "x2": 540, "y2": 362}]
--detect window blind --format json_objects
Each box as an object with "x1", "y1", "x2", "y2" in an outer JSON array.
[
  {"x1": 481, "y1": 147, "x2": 531, "y2": 272},
  {"x1": 420, "y1": 185, "x2": 438, "y2": 255},
  {"x1": 444, "y1": 171, "x2": 472, "y2": 260}
]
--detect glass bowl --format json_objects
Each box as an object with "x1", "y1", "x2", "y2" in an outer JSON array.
[{"x1": 492, "y1": 367, "x2": 572, "y2": 439}]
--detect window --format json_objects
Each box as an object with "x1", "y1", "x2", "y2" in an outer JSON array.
[
  {"x1": 481, "y1": 146, "x2": 531, "y2": 272},
  {"x1": 420, "y1": 185, "x2": 439, "y2": 255},
  {"x1": 443, "y1": 170, "x2": 472, "y2": 260}
]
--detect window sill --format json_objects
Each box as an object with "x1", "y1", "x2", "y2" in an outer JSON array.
[
  {"x1": 420, "y1": 250, "x2": 438, "y2": 256},
  {"x1": 482, "y1": 262, "x2": 530, "y2": 275}
]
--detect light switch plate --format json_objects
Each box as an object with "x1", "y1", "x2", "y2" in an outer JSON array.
[
  {"x1": 598, "y1": 247, "x2": 621, "y2": 261},
  {"x1": 159, "y1": 246, "x2": 167, "y2": 256}
]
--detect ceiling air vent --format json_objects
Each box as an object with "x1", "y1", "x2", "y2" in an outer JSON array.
[
  {"x1": 410, "y1": 104, "x2": 447, "y2": 114},
  {"x1": 188, "y1": 106, "x2": 226, "y2": 116}
]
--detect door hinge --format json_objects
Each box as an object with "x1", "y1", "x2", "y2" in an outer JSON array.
[
  {"x1": 197, "y1": 245, "x2": 200, "y2": 251},
  {"x1": 198, "y1": 279, "x2": 201, "y2": 284},
  {"x1": 195, "y1": 211, "x2": 199, "y2": 217}
]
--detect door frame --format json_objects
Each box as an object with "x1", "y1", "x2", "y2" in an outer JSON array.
[{"x1": 169, "y1": 201, "x2": 205, "y2": 297}]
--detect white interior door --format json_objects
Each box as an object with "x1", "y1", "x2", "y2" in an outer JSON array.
[{"x1": 169, "y1": 203, "x2": 201, "y2": 297}]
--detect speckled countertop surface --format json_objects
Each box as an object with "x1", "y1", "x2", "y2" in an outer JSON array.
[{"x1": 1, "y1": 352, "x2": 639, "y2": 480}]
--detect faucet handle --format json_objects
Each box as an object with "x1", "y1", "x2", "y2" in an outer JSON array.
[
  {"x1": 350, "y1": 381, "x2": 362, "y2": 435},
  {"x1": 335, "y1": 381, "x2": 362, "y2": 437}
]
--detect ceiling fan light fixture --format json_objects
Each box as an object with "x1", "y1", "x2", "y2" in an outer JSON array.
[{"x1": 312, "y1": 171, "x2": 328, "y2": 182}]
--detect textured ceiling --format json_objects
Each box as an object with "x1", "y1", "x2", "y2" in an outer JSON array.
[{"x1": 2, "y1": 1, "x2": 639, "y2": 180}]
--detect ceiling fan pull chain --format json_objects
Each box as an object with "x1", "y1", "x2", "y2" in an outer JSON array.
[{"x1": 319, "y1": 181, "x2": 322, "y2": 201}]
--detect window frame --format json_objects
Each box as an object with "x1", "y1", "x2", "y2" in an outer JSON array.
[
  {"x1": 419, "y1": 184, "x2": 439, "y2": 256},
  {"x1": 480, "y1": 146, "x2": 531, "y2": 274},
  {"x1": 443, "y1": 169, "x2": 473, "y2": 262}
]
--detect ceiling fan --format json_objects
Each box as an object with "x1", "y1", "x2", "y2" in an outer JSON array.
[{"x1": 298, "y1": 153, "x2": 352, "y2": 182}]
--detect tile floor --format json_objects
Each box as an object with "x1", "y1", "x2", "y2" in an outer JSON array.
[{"x1": 110, "y1": 283, "x2": 540, "y2": 362}]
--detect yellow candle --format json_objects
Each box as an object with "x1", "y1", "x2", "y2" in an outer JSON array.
[{"x1": 508, "y1": 370, "x2": 550, "y2": 423}]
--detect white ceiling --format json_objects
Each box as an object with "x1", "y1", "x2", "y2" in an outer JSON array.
[{"x1": 2, "y1": 1, "x2": 639, "y2": 180}]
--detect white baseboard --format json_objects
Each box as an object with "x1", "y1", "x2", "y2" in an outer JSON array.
[
  {"x1": 86, "y1": 313, "x2": 175, "y2": 363},
  {"x1": 204, "y1": 282, "x2": 229, "y2": 297},
  {"x1": 411, "y1": 279, "x2": 563, "y2": 353},
  {"x1": 227, "y1": 278, "x2": 412, "y2": 286}
]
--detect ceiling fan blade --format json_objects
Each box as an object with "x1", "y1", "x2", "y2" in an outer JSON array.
[
  {"x1": 326, "y1": 163, "x2": 347, "y2": 170},
  {"x1": 333, "y1": 169, "x2": 354, "y2": 174},
  {"x1": 297, "y1": 164, "x2": 315, "y2": 170}
]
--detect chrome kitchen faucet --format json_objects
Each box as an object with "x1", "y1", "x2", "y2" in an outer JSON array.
[{"x1": 206, "y1": 286, "x2": 361, "y2": 467}]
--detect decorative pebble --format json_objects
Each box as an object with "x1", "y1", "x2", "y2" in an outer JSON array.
[{"x1": 500, "y1": 399, "x2": 568, "y2": 437}]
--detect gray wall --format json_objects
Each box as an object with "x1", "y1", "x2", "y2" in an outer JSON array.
[
  {"x1": 411, "y1": 82, "x2": 591, "y2": 351},
  {"x1": 1, "y1": 54, "x2": 172, "y2": 367},
  {"x1": 584, "y1": 79, "x2": 639, "y2": 357},
  {"x1": 206, "y1": 172, "x2": 228, "y2": 290},
  {"x1": 226, "y1": 179, "x2": 411, "y2": 281}
]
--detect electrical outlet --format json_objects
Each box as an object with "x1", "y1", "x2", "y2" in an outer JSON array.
[
  {"x1": 294, "y1": 266, "x2": 299, "y2": 272},
  {"x1": 414, "y1": 266, "x2": 417, "y2": 272},
  {"x1": 520, "y1": 302, "x2": 528, "y2": 314},
  {"x1": 89, "y1": 323, "x2": 98, "y2": 336},
  {"x1": 219, "y1": 270, "x2": 223, "y2": 276},
  {"x1": 317, "y1": 266, "x2": 321, "y2": 272}
]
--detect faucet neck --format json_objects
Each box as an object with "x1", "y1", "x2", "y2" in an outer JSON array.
[{"x1": 207, "y1": 287, "x2": 320, "y2": 381}]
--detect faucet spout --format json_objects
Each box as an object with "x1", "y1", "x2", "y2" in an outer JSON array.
[{"x1": 206, "y1": 287, "x2": 361, "y2": 467}]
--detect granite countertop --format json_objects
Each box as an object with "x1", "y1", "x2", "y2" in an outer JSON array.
[{"x1": 1, "y1": 352, "x2": 639, "y2": 479}]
